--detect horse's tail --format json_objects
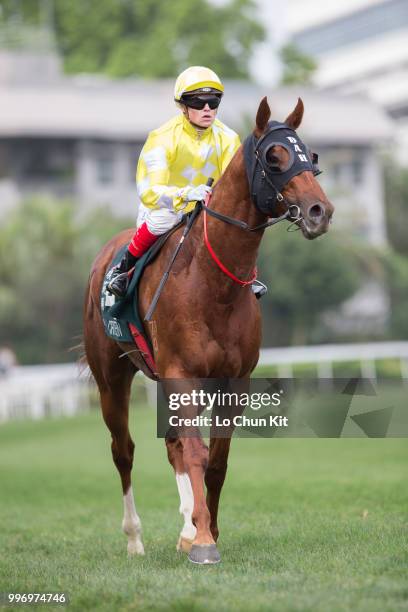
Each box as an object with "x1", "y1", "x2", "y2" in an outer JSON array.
[{"x1": 68, "y1": 335, "x2": 93, "y2": 381}]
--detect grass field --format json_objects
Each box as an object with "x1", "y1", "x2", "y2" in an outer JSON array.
[{"x1": 0, "y1": 404, "x2": 407, "y2": 612}]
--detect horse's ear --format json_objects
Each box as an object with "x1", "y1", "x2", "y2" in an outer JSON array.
[
  {"x1": 254, "y1": 96, "x2": 271, "y2": 138},
  {"x1": 284, "y1": 97, "x2": 304, "y2": 130}
]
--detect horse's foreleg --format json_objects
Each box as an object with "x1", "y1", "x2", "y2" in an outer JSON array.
[
  {"x1": 180, "y1": 434, "x2": 221, "y2": 563},
  {"x1": 205, "y1": 378, "x2": 247, "y2": 542},
  {"x1": 205, "y1": 437, "x2": 232, "y2": 542},
  {"x1": 165, "y1": 437, "x2": 196, "y2": 552},
  {"x1": 162, "y1": 374, "x2": 220, "y2": 563}
]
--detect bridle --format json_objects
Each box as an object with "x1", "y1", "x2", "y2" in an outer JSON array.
[{"x1": 200, "y1": 121, "x2": 322, "y2": 284}]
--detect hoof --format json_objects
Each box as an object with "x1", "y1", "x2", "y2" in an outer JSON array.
[
  {"x1": 177, "y1": 536, "x2": 194, "y2": 553},
  {"x1": 188, "y1": 544, "x2": 221, "y2": 565},
  {"x1": 127, "y1": 538, "x2": 145, "y2": 556}
]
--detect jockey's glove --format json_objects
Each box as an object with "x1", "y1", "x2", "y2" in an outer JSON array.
[{"x1": 176, "y1": 184, "x2": 212, "y2": 209}]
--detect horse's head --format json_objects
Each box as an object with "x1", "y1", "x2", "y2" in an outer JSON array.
[{"x1": 246, "y1": 97, "x2": 334, "y2": 239}]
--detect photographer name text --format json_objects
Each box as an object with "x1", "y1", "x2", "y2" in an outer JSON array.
[{"x1": 168, "y1": 414, "x2": 288, "y2": 428}]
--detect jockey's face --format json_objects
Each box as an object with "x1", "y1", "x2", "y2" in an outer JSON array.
[{"x1": 185, "y1": 104, "x2": 218, "y2": 129}]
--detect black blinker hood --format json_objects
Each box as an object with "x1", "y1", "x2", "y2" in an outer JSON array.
[{"x1": 243, "y1": 121, "x2": 321, "y2": 215}]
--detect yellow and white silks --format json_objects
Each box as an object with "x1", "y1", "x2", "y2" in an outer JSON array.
[{"x1": 136, "y1": 113, "x2": 241, "y2": 235}]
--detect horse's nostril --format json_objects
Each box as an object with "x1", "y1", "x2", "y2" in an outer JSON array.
[{"x1": 308, "y1": 203, "x2": 324, "y2": 222}]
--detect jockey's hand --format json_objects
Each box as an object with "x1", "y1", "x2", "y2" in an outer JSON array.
[{"x1": 178, "y1": 184, "x2": 212, "y2": 207}]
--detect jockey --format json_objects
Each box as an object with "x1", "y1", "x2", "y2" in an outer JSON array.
[{"x1": 107, "y1": 65, "x2": 266, "y2": 299}]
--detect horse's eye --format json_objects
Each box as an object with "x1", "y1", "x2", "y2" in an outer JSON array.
[
  {"x1": 266, "y1": 150, "x2": 280, "y2": 169},
  {"x1": 265, "y1": 144, "x2": 292, "y2": 172}
]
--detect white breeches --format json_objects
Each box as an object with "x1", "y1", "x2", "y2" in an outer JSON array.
[{"x1": 137, "y1": 204, "x2": 183, "y2": 236}]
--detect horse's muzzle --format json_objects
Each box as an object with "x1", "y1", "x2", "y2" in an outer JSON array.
[{"x1": 301, "y1": 201, "x2": 333, "y2": 239}]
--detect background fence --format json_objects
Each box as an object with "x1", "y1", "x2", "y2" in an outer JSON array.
[{"x1": 1, "y1": 341, "x2": 407, "y2": 423}]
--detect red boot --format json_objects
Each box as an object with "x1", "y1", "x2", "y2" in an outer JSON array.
[{"x1": 107, "y1": 222, "x2": 158, "y2": 298}]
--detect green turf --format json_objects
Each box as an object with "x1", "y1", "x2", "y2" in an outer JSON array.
[{"x1": 0, "y1": 405, "x2": 407, "y2": 612}]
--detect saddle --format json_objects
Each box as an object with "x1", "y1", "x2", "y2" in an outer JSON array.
[{"x1": 100, "y1": 217, "x2": 187, "y2": 376}]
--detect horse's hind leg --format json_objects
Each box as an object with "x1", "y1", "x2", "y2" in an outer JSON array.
[
  {"x1": 85, "y1": 332, "x2": 144, "y2": 555},
  {"x1": 100, "y1": 375, "x2": 145, "y2": 556},
  {"x1": 84, "y1": 266, "x2": 144, "y2": 555}
]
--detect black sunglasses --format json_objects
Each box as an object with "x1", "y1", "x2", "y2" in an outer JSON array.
[{"x1": 181, "y1": 95, "x2": 221, "y2": 110}]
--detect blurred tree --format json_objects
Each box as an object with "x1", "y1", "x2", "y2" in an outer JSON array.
[
  {"x1": 0, "y1": 198, "x2": 129, "y2": 364},
  {"x1": 0, "y1": 0, "x2": 265, "y2": 78},
  {"x1": 280, "y1": 43, "x2": 317, "y2": 85},
  {"x1": 383, "y1": 158, "x2": 408, "y2": 257},
  {"x1": 383, "y1": 250, "x2": 408, "y2": 339},
  {"x1": 381, "y1": 158, "x2": 408, "y2": 339},
  {"x1": 258, "y1": 226, "x2": 360, "y2": 345}
]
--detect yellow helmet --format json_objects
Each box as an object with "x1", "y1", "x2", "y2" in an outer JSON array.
[{"x1": 174, "y1": 66, "x2": 224, "y2": 102}]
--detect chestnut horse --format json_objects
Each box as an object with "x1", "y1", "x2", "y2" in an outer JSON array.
[{"x1": 83, "y1": 97, "x2": 334, "y2": 564}]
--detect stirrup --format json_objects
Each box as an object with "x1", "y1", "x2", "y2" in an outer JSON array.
[
  {"x1": 251, "y1": 279, "x2": 267, "y2": 300},
  {"x1": 106, "y1": 271, "x2": 130, "y2": 298}
]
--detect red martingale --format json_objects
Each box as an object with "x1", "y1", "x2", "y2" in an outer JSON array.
[{"x1": 203, "y1": 193, "x2": 257, "y2": 286}]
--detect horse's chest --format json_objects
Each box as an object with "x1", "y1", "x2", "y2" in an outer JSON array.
[
  {"x1": 155, "y1": 294, "x2": 260, "y2": 377},
  {"x1": 203, "y1": 315, "x2": 258, "y2": 376}
]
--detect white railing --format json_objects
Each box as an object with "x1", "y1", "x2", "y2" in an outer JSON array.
[
  {"x1": 1, "y1": 342, "x2": 407, "y2": 422},
  {"x1": 258, "y1": 341, "x2": 408, "y2": 380},
  {"x1": 0, "y1": 363, "x2": 91, "y2": 423}
]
